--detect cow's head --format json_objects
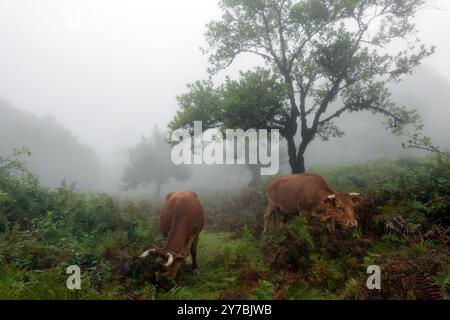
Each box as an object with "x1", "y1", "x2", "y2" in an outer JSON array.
[
  {"x1": 139, "y1": 246, "x2": 184, "y2": 278},
  {"x1": 324, "y1": 193, "x2": 362, "y2": 229}
]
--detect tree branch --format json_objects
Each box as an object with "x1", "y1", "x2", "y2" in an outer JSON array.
[
  {"x1": 311, "y1": 77, "x2": 344, "y2": 132},
  {"x1": 318, "y1": 106, "x2": 350, "y2": 126},
  {"x1": 368, "y1": 105, "x2": 405, "y2": 125}
]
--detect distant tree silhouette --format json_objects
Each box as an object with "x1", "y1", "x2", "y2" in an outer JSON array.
[
  {"x1": 122, "y1": 128, "x2": 192, "y2": 198},
  {"x1": 0, "y1": 100, "x2": 101, "y2": 189}
]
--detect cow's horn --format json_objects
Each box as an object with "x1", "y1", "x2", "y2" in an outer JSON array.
[
  {"x1": 164, "y1": 252, "x2": 174, "y2": 267},
  {"x1": 349, "y1": 193, "x2": 361, "y2": 196},
  {"x1": 327, "y1": 194, "x2": 336, "y2": 200},
  {"x1": 139, "y1": 248, "x2": 156, "y2": 259}
]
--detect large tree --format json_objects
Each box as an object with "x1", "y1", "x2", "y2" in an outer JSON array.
[{"x1": 198, "y1": 0, "x2": 432, "y2": 173}]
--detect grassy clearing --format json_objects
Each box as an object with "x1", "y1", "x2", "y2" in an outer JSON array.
[{"x1": 161, "y1": 230, "x2": 270, "y2": 300}]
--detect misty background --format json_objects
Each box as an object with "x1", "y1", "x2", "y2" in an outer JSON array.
[{"x1": 1, "y1": 0, "x2": 449, "y2": 195}]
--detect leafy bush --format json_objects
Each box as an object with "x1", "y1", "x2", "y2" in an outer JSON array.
[
  {"x1": 253, "y1": 280, "x2": 274, "y2": 300},
  {"x1": 262, "y1": 216, "x2": 314, "y2": 273},
  {"x1": 201, "y1": 187, "x2": 266, "y2": 235}
]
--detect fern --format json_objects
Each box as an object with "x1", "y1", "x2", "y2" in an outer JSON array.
[{"x1": 342, "y1": 278, "x2": 359, "y2": 299}]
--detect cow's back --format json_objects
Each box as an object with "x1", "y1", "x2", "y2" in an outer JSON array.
[
  {"x1": 159, "y1": 191, "x2": 204, "y2": 237},
  {"x1": 267, "y1": 173, "x2": 335, "y2": 213}
]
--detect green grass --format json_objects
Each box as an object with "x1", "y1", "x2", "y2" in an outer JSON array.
[{"x1": 164, "y1": 230, "x2": 271, "y2": 300}]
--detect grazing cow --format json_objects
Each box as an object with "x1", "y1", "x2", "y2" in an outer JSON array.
[
  {"x1": 263, "y1": 173, "x2": 362, "y2": 241},
  {"x1": 139, "y1": 191, "x2": 204, "y2": 278}
]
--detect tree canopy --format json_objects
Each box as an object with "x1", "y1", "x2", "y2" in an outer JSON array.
[
  {"x1": 170, "y1": 68, "x2": 288, "y2": 132},
  {"x1": 172, "y1": 0, "x2": 433, "y2": 173},
  {"x1": 170, "y1": 68, "x2": 289, "y2": 185}
]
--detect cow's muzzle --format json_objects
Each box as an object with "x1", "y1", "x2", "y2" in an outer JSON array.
[{"x1": 347, "y1": 221, "x2": 358, "y2": 228}]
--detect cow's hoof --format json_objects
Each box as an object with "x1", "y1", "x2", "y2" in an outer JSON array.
[{"x1": 192, "y1": 269, "x2": 200, "y2": 276}]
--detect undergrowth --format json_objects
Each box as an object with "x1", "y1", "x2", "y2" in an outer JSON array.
[{"x1": 0, "y1": 155, "x2": 449, "y2": 299}]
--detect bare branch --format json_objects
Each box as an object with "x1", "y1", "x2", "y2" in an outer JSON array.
[
  {"x1": 368, "y1": 105, "x2": 405, "y2": 125},
  {"x1": 318, "y1": 106, "x2": 350, "y2": 126}
]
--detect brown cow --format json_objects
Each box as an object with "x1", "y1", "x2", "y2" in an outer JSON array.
[
  {"x1": 263, "y1": 173, "x2": 362, "y2": 241},
  {"x1": 139, "y1": 191, "x2": 204, "y2": 278}
]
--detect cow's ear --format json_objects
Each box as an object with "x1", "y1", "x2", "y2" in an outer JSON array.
[
  {"x1": 166, "y1": 192, "x2": 175, "y2": 201},
  {"x1": 324, "y1": 195, "x2": 337, "y2": 206},
  {"x1": 349, "y1": 193, "x2": 363, "y2": 204}
]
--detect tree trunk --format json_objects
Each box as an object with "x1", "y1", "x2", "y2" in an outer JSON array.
[
  {"x1": 286, "y1": 135, "x2": 303, "y2": 174},
  {"x1": 294, "y1": 137, "x2": 311, "y2": 174},
  {"x1": 286, "y1": 134, "x2": 309, "y2": 174},
  {"x1": 296, "y1": 152, "x2": 306, "y2": 174},
  {"x1": 281, "y1": 71, "x2": 310, "y2": 175},
  {"x1": 288, "y1": 154, "x2": 305, "y2": 174}
]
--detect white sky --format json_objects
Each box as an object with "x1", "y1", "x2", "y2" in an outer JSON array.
[{"x1": 0, "y1": 0, "x2": 449, "y2": 162}]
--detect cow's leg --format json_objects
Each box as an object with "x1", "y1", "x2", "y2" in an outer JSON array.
[
  {"x1": 190, "y1": 236, "x2": 200, "y2": 276},
  {"x1": 274, "y1": 208, "x2": 281, "y2": 228},
  {"x1": 263, "y1": 203, "x2": 275, "y2": 234},
  {"x1": 326, "y1": 219, "x2": 337, "y2": 246},
  {"x1": 275, "y1": 209, "x2": 288, "y2": 228}
]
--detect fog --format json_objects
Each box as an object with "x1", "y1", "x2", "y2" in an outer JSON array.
[{"x1": 1, "y1": 0, "x2": 450, "y2": 194}]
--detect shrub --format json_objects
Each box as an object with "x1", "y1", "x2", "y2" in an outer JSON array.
[
  {"x1": 253, "y1": 280, "x2": 274, "y2": 300},
  {"x1": 262, "y1": 216, "x2": 314, "y2": 273}
]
